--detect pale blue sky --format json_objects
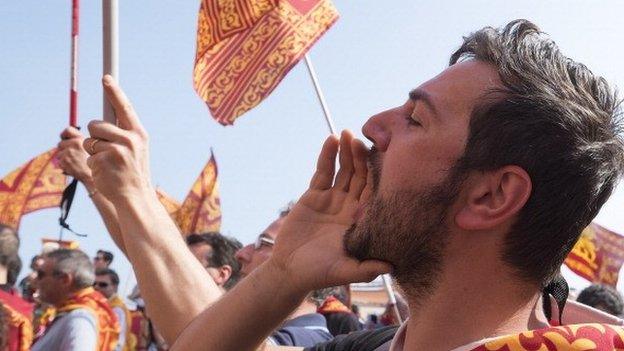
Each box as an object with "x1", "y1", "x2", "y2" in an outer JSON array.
[{"x1": 1, "y1": 1, "x2": 623, "y2": 296}]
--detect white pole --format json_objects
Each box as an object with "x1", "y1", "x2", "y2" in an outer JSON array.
[
  {"x1": 103, "y1": 0, "x2": 118, "y2": 124},
  {"x1": 382, "y1": 274, "x2": 403, "y2": 324},
  {"x1": 303, "y1": 54, "x2": 336, "y2": 135}
]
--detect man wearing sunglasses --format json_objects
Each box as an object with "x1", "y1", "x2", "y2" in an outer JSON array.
[
  {"x1": 95, "y1": 268, "x2": 132, "y2": 351},
  {"x1": 31, "y1": 249, "x2": 119, "y2": 351},
  {"x1": 235, "y1": 209, "x2": 334, "y2": 347}
]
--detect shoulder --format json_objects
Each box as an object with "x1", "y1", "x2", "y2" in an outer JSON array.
[
  {"x1": 270, "y1": 314, "x2": 333, "y2": 347},
  {"x1": 61, "y1": 308, "x2": 98, "y2": 328},
  {"x1": 304, "y1": 326, "x2": 399, "y2": 351}
]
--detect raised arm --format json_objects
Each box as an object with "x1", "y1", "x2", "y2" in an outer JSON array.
[
  {"x1": 171, "y1": 129, "x2": 392, "y2": 350},
  {"x1": 57, "y1": 127, "x2": 126, "y2": 252},
  {"x1": 83, "y1": 76, "x2": 223, "y2": 343}
]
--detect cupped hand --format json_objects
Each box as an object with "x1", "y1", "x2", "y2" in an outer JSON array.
[
  {"x1": 83, "y1": 75, "x2": 152, "y2": 203},
  {"x1": 57, "y1": 127, "x2": 92, "y2": 182},
  {"x1": 268, "y1": 130, "x2": 391, "y2": 293}
]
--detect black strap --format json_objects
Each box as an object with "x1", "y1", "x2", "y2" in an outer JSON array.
[
  {"x1": 542, "y1": 274, "x2": 569, "y2": 325},
  {"x1": 305, "y1": 326, "x2": 398, "y2": 351},
  {"x1": 59, "y1": 178, "x2": 87, "y2": 237}
]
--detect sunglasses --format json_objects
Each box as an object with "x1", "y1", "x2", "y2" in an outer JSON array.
[
  {"x1": 253, "y1": 235, "x2": 275, "y2": 250},
  {"x1": 36, "y1": 270, "x2": 59, "y2": 279},
  {"x1": 93, "y1": 282, "x2": 110, "y2": 288}
]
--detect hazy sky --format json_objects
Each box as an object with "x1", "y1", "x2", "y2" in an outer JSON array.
[{"x1": 2, "y1": 1, "x2": 623, "y2": 296}]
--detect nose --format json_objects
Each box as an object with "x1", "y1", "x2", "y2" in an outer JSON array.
[
  {"x1": 235, "y1": 244, "x2": 253, "y2": 264},
  {"x1": 362, "y1": 109, "x2": 393, "y2": 152}
]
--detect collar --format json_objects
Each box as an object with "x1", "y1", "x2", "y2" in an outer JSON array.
[
  {"x1": 388, "y1": 319, "x2": 408, "y2": 351},
  {"x1": 282, "y1": 313, "x2": 329, "y2": 330}
]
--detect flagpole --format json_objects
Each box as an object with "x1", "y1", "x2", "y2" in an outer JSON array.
[
  {"x1": 69, "y1": 0, "x2": 79, "y2": 127},
  {"x1": 304, "y1": 54, "x2": 400, "y2": 321},
  {"x1": 103, "y1": 0, "x2": 118, "y2": 124},
  {"x1": 60, "y1": 0, "x2": 81, "y2": 242},
  {"x1": 303, "y1": 54, "x2": 336, "y2": 135},
  {"x1": 382, "y1": 274, "x2": 403, "y2": 324}
]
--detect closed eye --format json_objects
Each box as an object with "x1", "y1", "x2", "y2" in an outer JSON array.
[{"x1": 405, "y1": 115, "x2": 422, "y2": 127}]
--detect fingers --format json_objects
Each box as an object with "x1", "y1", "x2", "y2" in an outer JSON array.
[
  {"x1": 102, "y1": 75, "x2": 145, "y2": 133},
  {"x1": 347, "y1": 138, "x2": 369, "y2": 201},
  {"x1": 342, "y1": 259, "x2": 393, "y2": 283},
  {"x1": 57, "y1": 138, "x2": 85, "y2": 151},
  {"x1": 333, "y1": 131, "x2": 355, "y2": 192},
  {"x1": 60, "y1": 126, "x2": 82, "y2": 140},
  {"x1": 83, "y1": 137, "x2": 113, "y2": 156},
  {"x1": 310, "y1": 135, "x2": 339, "y2": 190},
  {"x1": 87, "y1": 120, "x2": 135, "y2": 147}
]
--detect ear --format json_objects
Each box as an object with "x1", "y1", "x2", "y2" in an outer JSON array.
[
  {"x1": 217, "y1": 265, "x2": 233, "y2": 285},
  {"x1": 58, "y1": 272, "x2": 74, "y2": 289},
  {"x1": 455, "y1": 166, "x2": 531, "y2": 231}
]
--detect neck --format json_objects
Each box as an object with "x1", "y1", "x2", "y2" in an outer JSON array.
[
  {"x1": 402, "y1": 235, "x2": 548, "y2": 351},
  {"x1": 289, "y1": 299, "x2": 318, "y2": 320}
]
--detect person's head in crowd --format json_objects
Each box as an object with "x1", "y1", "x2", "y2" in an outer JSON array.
[
  {"x1": 19, "y1": 255, "x2": 44, "y2": 301},
  {"x1": 36, "y1": 249, "x2": 95, "y2": 306},
  {"x1": 94, "y1": 268, "x2": 120, "y2": 299},
  {"x1": 0, "y1": 224, "x2": 19, "y2": 287},
  {"x1": 235, "y1": 205, "x2": 292, "y2": 277},
  {"x1": 343, "y1": 20, "x2": 624, "y2": 301},
  {"x1": 93, "y1": 249, "x2": 113, "y2": 269},
  {"x1": 6, "y1": 256, "x2": 21, "y2": 287},
  {"x1": 577, "y1": 284, "x2": 624, "y2": 316},
  {"x1": 186, "y1": 233, "x2": 242, "y2": 290},
  {"x1": 351, "y1": 304, "x2": 360, "y2": 317}
]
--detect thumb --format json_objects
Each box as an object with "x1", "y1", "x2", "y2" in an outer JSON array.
[
  {"x1": 334, "y1": 259, "x2": 392, "y2": 285},
  {"x1": 102, "y1": 75, "x2": 145, "y2": 134}
]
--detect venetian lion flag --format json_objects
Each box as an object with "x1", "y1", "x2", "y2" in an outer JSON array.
[
  {"x1": 564, "y1": 223, "x2": 624, "y2": 286},
  {"x1": 193, "y1": 0, "x2": 339, "y2": 125},
  {"x1": 175, "y1": 152, "x2": 221, "y2": 234},
  {"x1": 0, "y1": 149, "x2": 67, "y2": 230},
  {"x1": 156, "y1": 188, "x2": 181, "y2": 216},
  {"x1": 155, "y1": 153, "x2": 221, "y2": 235}
]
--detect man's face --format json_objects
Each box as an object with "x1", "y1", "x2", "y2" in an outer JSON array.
[
  {"x1": 93, "y1": 253, "x2": 109, "y2": 269},
  {"x1": 94, "y1": 274, "x2": 117, "y2": 299},
  {"x1": 35, "y1": 258, "x2": 67, "y2": 306},
  {"x1": 344, "y1": 60, "x2": 501, "y2": 299},
  {"x1": 235, "y1": 217, "x2": 283, "y2": 277},
  {"x1": 189, "y1": 243, "x2": 223, "y2": 286}
]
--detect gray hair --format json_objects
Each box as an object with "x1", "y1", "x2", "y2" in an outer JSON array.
[{"x1": 46, "y1": 249, "x2": 95, "y2": 289}]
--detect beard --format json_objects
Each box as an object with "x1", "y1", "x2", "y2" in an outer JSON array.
[{"x1": 344, "y1": 149, "x2": 465, "y2": 301}]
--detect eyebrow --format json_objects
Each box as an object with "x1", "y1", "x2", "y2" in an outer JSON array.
[{"x1": 409, "y1": 89, "x2": 438, "y2": 119}]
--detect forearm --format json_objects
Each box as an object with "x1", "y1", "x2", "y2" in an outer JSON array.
[
  {"x1": 172, "y1": 260, "x2": 308, "y2": 351},
  {"x1": 82, "y1": 177, "x2": 127, "y2": 252},
  {"x1": 112, "y1": 187, "x2": 223, "y2": 343}
]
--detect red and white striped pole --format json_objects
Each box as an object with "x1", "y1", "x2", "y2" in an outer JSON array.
[{"x1": 69, "y1": 0, "x2": 79, "y2": 127}]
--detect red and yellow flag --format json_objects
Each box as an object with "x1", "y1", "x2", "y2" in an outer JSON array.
[
  {"x1": 175, "y1": 152, "x2": 221, "y2": 234},
  {"x1": 155, "y1": 153, "x2": 221, "y2": 235},
  {"x1": 193, "y1": 0, "x2": 339, "y2": 125},
  {"x1": 155, "y1": 188, "x2": 181, "y2": 216},
  {"x1": 564, "y1": 223, "x2": 624, "y2": 286},
  {"x1": 0, "y1": 148, "x2": 67, "y2": 230}
]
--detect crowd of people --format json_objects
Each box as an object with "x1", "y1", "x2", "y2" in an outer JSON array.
[{"x1": 1, "y1": 18, "x2": 624, "y2": 350}]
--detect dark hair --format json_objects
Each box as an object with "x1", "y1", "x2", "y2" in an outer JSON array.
[
  {"x1": 449, "y1": 19, "x2": 624, "y2": 285},
  {"x1": 0, "y1": 224, "x2": 19, "y2": 267},
  {"x1": 577, "y1": 284, "x2": 624, "y2": 316},
  {"x1": 6, "y1": 256, "x2": 21, "y2": 286},
  {"x1": 186, "y1": 232, "x2": 243, "y2": 290},
  {"x1": 47, "y1": 249, "x2": 95, "y2": 289},
  {"x1": 95, "y1": 268, "x2": 120, "y2": 286},
  {"x1": 96, "y1": 250, "x2": 114, "y2": 264}
]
